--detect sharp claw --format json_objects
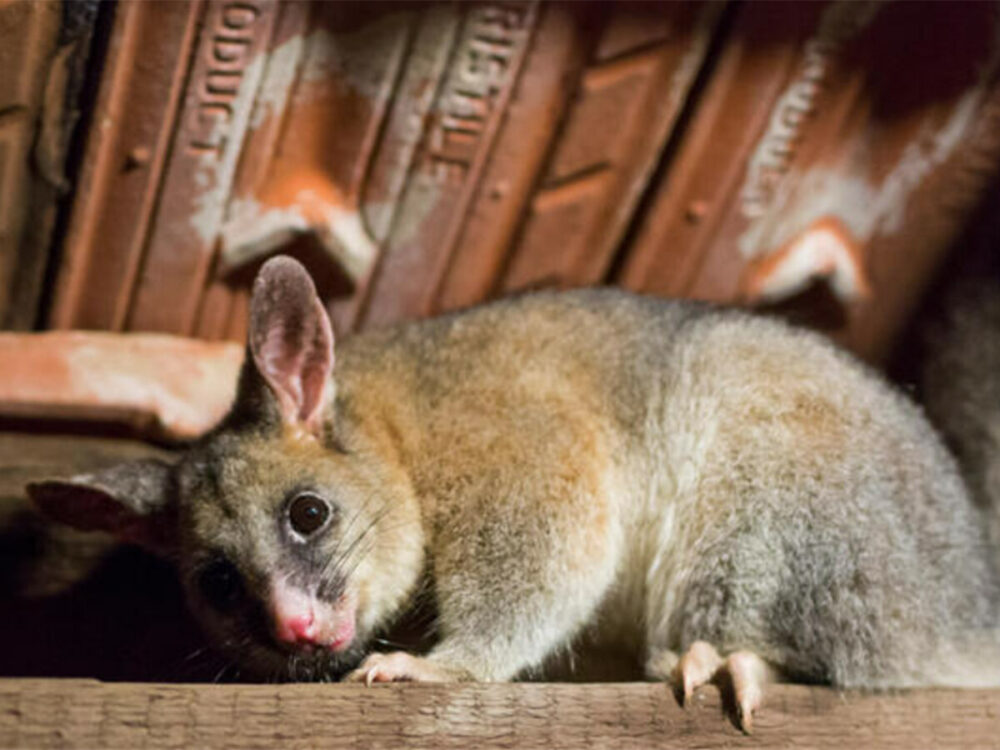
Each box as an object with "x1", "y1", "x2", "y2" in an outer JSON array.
[
  {"x1": 727, "y1": 651, "x2": 768, "y2": 734},
  {"x1": 682, "y1": 677, "x2": 694, "y2": 705},
  {"x1": 365, "y1": 667, "x2": 377, "y2": 687},
  {"x1": 670, "y1": 644, "x2": 768, "y2": 734}
]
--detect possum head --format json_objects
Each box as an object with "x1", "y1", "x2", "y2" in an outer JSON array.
[{"x1": 28, "y1": 256, "x2": 424, "y2": 680}]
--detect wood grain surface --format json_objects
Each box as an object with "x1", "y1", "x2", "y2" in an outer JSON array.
[{"x1": 2, "y1": 679, "x2": 999, "y2": 749}]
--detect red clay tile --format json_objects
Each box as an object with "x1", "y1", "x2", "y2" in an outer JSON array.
[{"x1": 0, "y1": 332, "x2": 242, "y2": 440}]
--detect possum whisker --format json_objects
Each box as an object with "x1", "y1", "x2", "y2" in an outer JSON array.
[
  {"x1": 182, "y1": 646, "x2": 210, "y2": 663},
  {"x1": 322, "y1": 500, "x2": 393, "y2": 583},
  {"x1": 371, "y1": 636, "x2": 413, "y2": 649},
  {"x1": 314, "y1": 498, "x2": 381, "y2": 585},
  {"x1": 212, "y1": 661, "x2": 237, "y2": 684}
]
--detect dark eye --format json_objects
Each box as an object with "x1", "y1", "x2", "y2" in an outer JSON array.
[
  {"x1": 289, "y1": 492, "x2": 331, "y2": 536},
  {"x1": 197, "y1": 557, "x2": 243, "y2": 611}
]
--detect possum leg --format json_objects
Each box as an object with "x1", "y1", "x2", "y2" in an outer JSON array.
[
  {"x1": 348, "y1": 429, "x2": 622, "y2": 685},
  {"x1": 347, "y1": 651, "x2": 473, "y2": 684},
  {"x1": 723, "y1": 650, "x2": 772, "y2": 732},
  {"x1": 658, "y1": 641, "x2": 772, "y2": 733},
  {"x1": 671, "y1": 640, "x2": 724, "y2": 703},
  {"x1": 346, "y1": 476, "x2": 618, "y2": 685}
]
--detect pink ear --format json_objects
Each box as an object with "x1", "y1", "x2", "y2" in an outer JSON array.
[{"x1": 249, "y1": 256, "x2": 335, "y2": 433}]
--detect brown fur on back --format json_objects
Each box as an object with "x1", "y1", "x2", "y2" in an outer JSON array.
[{"x1": 31, "y1": 276, "x2": 1000, "y2": 687}]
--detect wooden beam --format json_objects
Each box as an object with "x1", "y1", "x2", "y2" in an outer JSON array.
[
  {"x1": 1, "y1": 679, "x2": 998, "y2": 749},
  {"x1": 0, "y1": 333, "x2": 241, "y2": 442}
]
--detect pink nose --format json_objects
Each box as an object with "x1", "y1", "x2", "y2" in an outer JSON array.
[{"x1": 276, "y1": 613, "x2": 319, "y2": 645}]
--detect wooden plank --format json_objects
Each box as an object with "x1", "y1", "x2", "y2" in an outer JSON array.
[
  {"x1": 0, "y1": 680, "x2": 998, "y2": 748},
  {"x1": 0, "y1": 432, "x2": 168, "y2": 486}
]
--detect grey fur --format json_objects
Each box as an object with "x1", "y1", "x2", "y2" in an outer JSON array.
[{"x1": 29, "y1": 259, "x2": 1000, "y2": 690}]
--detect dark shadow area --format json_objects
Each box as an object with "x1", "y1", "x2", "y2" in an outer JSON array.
[
  {"x1": 889, "y1": 177, "x2": 1000, "y2": 392},
  {"x1": 0, "y1": 517, "x2": 221, "y2": 682}
]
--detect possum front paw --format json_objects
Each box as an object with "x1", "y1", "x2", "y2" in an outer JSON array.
[
  {"x1": 667, "y1": 641, "x2": 772, "y2": 734},
  {"x1": 345, "y1": 651, "x2": 474, "y2": 685}
]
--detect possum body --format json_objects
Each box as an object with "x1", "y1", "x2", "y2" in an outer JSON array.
[{"x1": 30, "y1": 257, "x2": 1000, "y2": 731}]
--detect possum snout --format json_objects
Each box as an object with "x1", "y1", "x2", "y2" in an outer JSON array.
[{"x1": 269, "y1": 577, "x2": 358, "y2": 653}]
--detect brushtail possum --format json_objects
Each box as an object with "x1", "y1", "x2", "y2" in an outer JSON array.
[{"x1": 28, "y1": 256, "x2": 1000, "y2": 731}]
